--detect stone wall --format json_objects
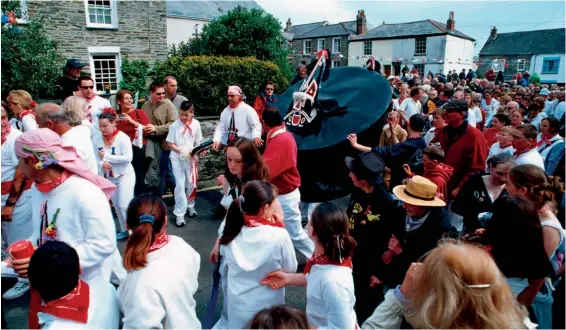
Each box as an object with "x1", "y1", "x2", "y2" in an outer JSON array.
[
  {"x1": 195, "y1": 118, "x2": 224, "y2": 188},
  {"x1": 26, "y1": 0, "x2": 168, "y2": 63},
  {"x1": 291, "y1": 35, "x2": 350, "y2": 69}
]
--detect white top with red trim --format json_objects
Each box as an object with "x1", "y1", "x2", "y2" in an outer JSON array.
[{"x1": 166, "y1": 118, "x2": 202, "y2": 161}]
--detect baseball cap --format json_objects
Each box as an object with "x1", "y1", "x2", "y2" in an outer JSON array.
[
  {"x1": 345, "y1": 152, "x2": 385, "y2": 184},
  {"x1": 539, "y1": 88, "x2": 550, "y2": 96},
  {"x1": 441, "y1": 99, "x2": 468, "y2": 112},
  {"x1": 66, "y1": 59, "x2": 86, "y2": 69}
]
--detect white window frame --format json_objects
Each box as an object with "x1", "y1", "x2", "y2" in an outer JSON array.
[
  {"x1": 414, "y1": 64, "x2": 425, "y2": 77},
  {"x1": 332, "y1": 60, "x2": 341, "y2": 68},
  {"x1": 517, "y1": 59, "x2": 526, "y2": 71},
  {"x1": 363, "y1": 41, "x2": 372, "y2": 56},
  {"x1": 415, "y1": 37, "x2": 427, "y2": 55},
  {"x1": 332, "y1": 37, "x2": 341, "y2": 54},
  {"x1": 88, "y1": 46, "x2": 122, "y2": 94},
  {"x1": 317, "y1": 39, "x2": 325, "y2": 52},
  {"x1": 16, "y1": 0, "x2": 28, "y2": 24},
  {"x1": 84, "y1": 0, "x2": 118, "y2": 29},
  {"x1": 303, "y1": 40, "x2": 312, "y2": 54}
]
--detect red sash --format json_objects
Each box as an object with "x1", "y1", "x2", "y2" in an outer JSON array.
[
  {"x1": 303, "y1": 253, "x2": 353, "y2": 275},
  {"x1": 1, "y1": 179, "x2": 33, "y2": 195},
  {"x1": 243, "y1": 215, "x2": 284, "y2": 228}
]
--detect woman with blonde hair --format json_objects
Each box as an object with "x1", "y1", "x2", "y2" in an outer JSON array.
[
  {"x1": 7, "y1": 90, "x2": 38, "y2": 132},
  {"x1": 362, "y1": 240, "x2": 529, "y2": 329},
  {"x1": 61, "y1": 95, "x2": 91, "y2": 127}
]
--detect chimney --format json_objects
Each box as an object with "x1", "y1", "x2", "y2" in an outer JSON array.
[
  {"x1": 490, "y1": 26, "x2": 497, "y2": 39},
  {"x1": 356, "y1": 10, "x2": 367, "y2": 35},
  {"x1": 285, "y1": 18, "x2": 292, "y2": 33},
  {"x1": 446, "y1": 11, "x2": 455, "y2": 31}
]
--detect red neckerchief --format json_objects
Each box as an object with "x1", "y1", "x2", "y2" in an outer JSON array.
[
  {"x1": 103, "y1": 129, "x2": 120, "y2": 147},
  {"x1": 228, "y1": 101, "x2": 241, "y2": 109},
  {"x1": 514, "y1": 146, "x2": 535, "y2": 158},
  {"x1": 1, "y1": 125, "x2": 11, "y2": 145},
  {"x1": 29, "y1": 280, "x2": 90, "y2": 329},
  {"x1": 182, "y1": 118, "x2": 193, "y2": 137},
  {"x1": 303, "y1": 253, "x2": 353, "y2": 275},
  {"x1": 19, "y1": 110, "x2": 35, "y2": 121},
  {"x1": 537, "y1": 134, "x2": 558, "y2": 147},
  {"x1": 35, "y1": 171, "x2": 73, "y2": 193},
  {"x1": 148, "y1": 231, "x2": 170, "y2": 253},
  {"x1": 81, "y1": 94, "x2": 97, "y2": 102},
  {"x1": 243, "y1": 214, "x2": 284, "y2": 228}
]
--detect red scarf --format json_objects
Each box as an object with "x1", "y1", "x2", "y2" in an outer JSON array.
[
  {"x1": 243, "y1": 215, "x2": 284, "y2": 228},
  {"x1": 228, "y1": 101, "x2": 242, "y2": 109},
  {"x1": 35, "y1": 170, "x2": 73, "y2": 193},
  {"x1": 182, "y1": 118, "x2": 193, "y2": 137},
  {"x1": 303, "y1": 253, "x2": 353, "y2": 275},
  {"x1": 19, "y1": 110, "x2": 35, "y2": 121},
  {"x1": 29, "y1": 280, "x2": 90, "y2": 329},
  {"x1": 514, "y1": 146, "x2": 535, "y2": 158},
  {"x1": 1, "y1": 124, "x2": 11, "y2": 145},
  {"x1": 537, "y1": 134, "x2": 558, "y2": 147},
  {"x1": 103, "y1": 129, "x2": 120, "y2": 147},
  {"x1": 148, "y1": 231, "x2": 170, "y2": 253}
]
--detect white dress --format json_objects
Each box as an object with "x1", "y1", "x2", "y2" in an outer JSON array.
[
  {"x1": 117, "y1": 236, "x2": 201, "y2": 329},
  {"x1": 61, "y1": 126, "x2": 98, "y2": 174}
]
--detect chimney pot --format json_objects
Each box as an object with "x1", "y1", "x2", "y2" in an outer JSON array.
[
  {"x1": 285, "y1": 18, "x2": 292, "y2": 32},
  {"x1": 490, "y1": 26, "x2": 498, "y2": 39},
  {"x1": 446, "y1": 11, "x2": 455, "y2": 32},
  {"x1": 356, "y1": 9, "x2": 367, "y2": 35}
]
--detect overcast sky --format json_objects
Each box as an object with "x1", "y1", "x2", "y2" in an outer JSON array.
[{"x1": 256, "y1": 0, "x2": 566, "y2": 55}]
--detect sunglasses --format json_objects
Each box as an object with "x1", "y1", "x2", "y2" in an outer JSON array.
[
  {"x1": 265, "y1": 88, "x2": 274, "y2": 91},
  {"x1": 155, "y1": 92, "x2": 166, "y2": 96},
  {"x1": 80, "y1": 86, "x2": 94, "y2": 89}
]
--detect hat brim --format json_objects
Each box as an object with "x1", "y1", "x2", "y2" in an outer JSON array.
[
  {"x1": 344, "y1": 156, "x2": 354, "y2": 170},
  {"x1": 392, "y1": 185, "x2": 446, "y2": 207}
]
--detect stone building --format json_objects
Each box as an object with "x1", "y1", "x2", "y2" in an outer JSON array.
[{"x1": 24, "y1": 0, "x2": 168, "y2": 94}]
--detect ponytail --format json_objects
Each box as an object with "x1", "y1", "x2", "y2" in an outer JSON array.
[
  {"x1": 220, "y1": 198, "x2": 246, "y2": 245},
  {"x1": 510, "y1": 165, "x2": 565, "y2": 211},
  {"x1": 328, "y1": 233, "x2": 357, "y2": 263},
  {"x1": 311, "y1": 203, "x2": 357, "y2": 262},
  {"x1": 123, "y1": 222, "x2": 154, "y2": 271}
]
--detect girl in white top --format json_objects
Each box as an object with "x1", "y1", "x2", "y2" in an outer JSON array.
[
  {"x1": 261, "y1": 202, "x2": 358, "y2": 329},
  {"x1": 536, "y1": 117, "x2": 564, "y2": 161},
  {"x1": 7, "y1": 90, "x2": 38, "y2": 132},
  {"x1": 117, "y1": 195, "x2": 201, "y2": 329},
  {"x1": 93, "y1": 108, "x2": 135, "y2": 239},
  {"x1": 166, "y1": 102, "x2": 203, "y2": 226},
  {"x1": 512, "y1": 124, "x2": 545, "y2": 170},
  {"x1": 216, "y1": 180, "x2": 297, "y2": 329}
]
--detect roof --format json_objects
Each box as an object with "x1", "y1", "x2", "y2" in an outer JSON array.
[
  {"x1": 288, "y1": 21, "x2": 327, "y2": 39},
  {"x1": 479, "y1": 28, "x2": 565, "y2": 56},
  {"x1": 351, "y1": 19, "x2": 475, "y2": 41},
  {"x1": 292, "y1": 20, "x2": 376, "y2": 39},
  {"x1": 166, "y1": 0, "x2": 263, "y2": 20}
]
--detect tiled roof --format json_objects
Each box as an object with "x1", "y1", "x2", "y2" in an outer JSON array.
[
  {"x1": 288, "y1": 21, "x2": 327, "y2": 38},
  {"x1": 351, "y1": 19, "x2": 475, "y2": 41},
  {"x1": 293, "y1": 21, "x2": 364, "y2": 39},
  {"x1": 166, "y1": 0, "x2": 263, "y2": 20},
  {"x1": 479, "y1": 28, "x2": 565, "y2": 56}
]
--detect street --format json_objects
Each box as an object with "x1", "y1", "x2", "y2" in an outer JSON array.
[{"x1": 1, "y1": 189, "x2": 349, "y2": 328}]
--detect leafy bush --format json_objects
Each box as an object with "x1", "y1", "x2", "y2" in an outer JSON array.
[
  {"x1": 119, "y1": 56, "x2": 151, "y2": 102},
  {"x1": 169, "y1": 38, "x2": 205, "y2": 58},
  {"x1": 153, "y1": 55, "x2": 289, "y2": 116}
]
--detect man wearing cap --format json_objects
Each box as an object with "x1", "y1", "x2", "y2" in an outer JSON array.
[
  {"x1": 212, "y1": 86, "x2": 262, "y2": 151},
  {"x1": 539, "y1": 88, "x2": 553, "y2": 116},
  {"x1": 344, "y1": 152, "x2": 395, "y2": 323},
  {"x1": 53, "y1": 59, "x2": 86, "y2": 102},
  {"x1": 432, "y1": 100, "x2": 487, "y2": 200}
]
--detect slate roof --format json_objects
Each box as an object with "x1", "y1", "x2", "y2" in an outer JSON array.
[
  {"x1": 288, "y1": 21, "x2": 327, "y2": 39},
  {"x1": 351, "y1": 19, "x2": 475, "y2": 41},
  {"x1": 166, "y1": 0, "x2": 263, "y2": 20},
  {"x1": 479, "y1": 28, "x2": 565, "y2": 56}
]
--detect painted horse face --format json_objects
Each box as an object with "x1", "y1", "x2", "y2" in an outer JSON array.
[{"x1": 284, "y1": 79, "x2": 319, "y2": 136}]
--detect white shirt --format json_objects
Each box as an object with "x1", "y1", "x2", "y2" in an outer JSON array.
[
  {"x1": 306, "y1": 264, "x2": 357, "y2": 329},
  {"x1": 481, "y1": 98, "x2": 500, "y2": 126},
  {"x1": 92, "y1": 131, "x2": 134, "y2": 178},
  {"x1": 392, "y1": 98, "x2": 404, "y2": 111},
  {"x1": 537, "y1": 133, "x2": 564, "y2": 160},
  {"x1": 467, "y1": 108, "x2": 477, "y2": 128},
  {"x1": 530, "y1": 112, "x2": 548, "y2": 131},
  {"x1": 1, "y1": 128, "x2": 30, "y2": 207},
  {"x1": 544, "y1": 100, "x2": 555, "y2": 116},
  {"x1": 515, "y1": 148, "x2": 545, "y2": 170},
  {"x1": 219, "y1": 225, "x2": 297, "y2": 329},
  {"x1": 86, "y1": 96, "x2": 111, "y2": 136},
  {"x1": 399, "y1": 98, "x2": 422, "y2": 118},
  {"x1": 166, "y1": 119, "x2": 203, "y2": 161},
  {"x1": 21, "y1": 113, "x2": 38, "y2": 132},
  {"x1": 30, "y1": 175, "x2": 117, "y2": 284},
  {"x1": 487, "y1": 143, "x2": 515, "y2": 170},
  {"x1": 213, "y1": 102, "x2": 262, "y2": 144},
  {"x1": 39, "y1": 279, "x2": 120, "y2": 329},
  {"x1": 554, "y1": 101, "x2": 565, "y2": 120},
  {"x1": 472, "y1": 106, "x2": 483, "y2": 124},
  {"x1": 424, "y1": 127, "x2": 436, "y2": 146},
  {"x1": 9, "y1": 118, "x2": 21, "y2": 131},
  {"x1": 61, "y1": 126, "x2": 98, "y2": 174},
  {"x1": 117, "y1": 236, "x2": 201, "y2": 329}
]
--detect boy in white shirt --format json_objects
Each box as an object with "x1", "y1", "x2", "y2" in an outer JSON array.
[
  {"x1": 399, "y1": 87, "x2": 423, "y2": 124},
  {"x1": 166, "y1": 102, "x2": 203, "y2": 226}
]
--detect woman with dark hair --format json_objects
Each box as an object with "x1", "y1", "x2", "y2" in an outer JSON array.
[
  {"x1": 115, "y1": 89, "x2": 151, "y2": 195},
  {"x1": 261, "y1": 203, "x2": 358, "y2": 329},
  {"x1": 527, "y1": 103, "x2": 548, "y2": 131},
  {"x1": 512, "y1": 124, "x2": 545, "y2": 169},
  {"x1": 217, "y1": 180, "x2": 297, "y2": 328},
  {"x1": 483, "y1": 113, "x2": 511, "y2": 148},
  {"x1": 248, "y1": 305, "x2": 309, "y2": 329},
  {"x1": 253, "y1": 81, "x2": 278, "y2": 135},
  {"x1": 117, "y1": 195, "x2": 200, "y2": 329},
  {"x1": 93, "y1": 107, "x2": 135, "y2": 239},
  {"x1": 537, "y1": 117, "x2": 563, "y2": 161},
  {"x1": 511, "y1": 109, "x2": 526, "y2": 128}
]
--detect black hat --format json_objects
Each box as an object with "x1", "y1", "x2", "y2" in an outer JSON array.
[
  {"x1": 441, "y1": 99, "x2": 468, "y2": 112},
  {"x1": 345, "y1": 152, "x2": 385, "y2": 184},
  {"x1": 66, "y1": 59, "x2": 86, "y2": 69}
]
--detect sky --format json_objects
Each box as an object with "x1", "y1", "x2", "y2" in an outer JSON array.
[{"x1": 256, "y1": 0, "x2": 566, "y2": 55}]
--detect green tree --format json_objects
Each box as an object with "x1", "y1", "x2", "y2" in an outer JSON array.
[
  {"x1": 1, "y1": 16, "x2": 64, "y2": 99},
  {"x1": 168, "y1": 38, "x2": 205, "y2": 58},
  {"x1": 201, "y1": 6, "x2": 291, "y2": 80}
]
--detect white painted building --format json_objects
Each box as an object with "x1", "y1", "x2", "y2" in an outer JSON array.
[
  {"x1": 349, "y1": 12, "x2": 475, "y2": 77},
  {"x1": 531, "y1": 54, "x2": 565, "y2": 84}
]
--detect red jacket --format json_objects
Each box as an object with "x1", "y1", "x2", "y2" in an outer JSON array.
[
  {"x1": 424, "y1": 163, "x2": 453, "y2": 202},
  {"x1": 432, "y1": 123, "x2": 488, "y2": 199},
  {"x1": 262, "y1": 127, "x2": 301, "y2": 195}
]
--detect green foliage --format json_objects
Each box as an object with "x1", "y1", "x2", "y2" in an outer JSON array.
[
  {"x1": 169, "y1": 38, "x2": 205, "y2": 58},
  {"x1": 1, "y1": 16, "x2": 65, "y2": 99},
  {"x1": 119, "y1": 56, "x2": 150, "y2": 101},
  {"x1": 201, "y1": 6, "x2": 292, "y2": 81},
  {"x1": 1, "y1": 0, "x2": 21, "y2": 17},
  {"x1": 153, "y1": 55, "x2": 289, "y2": 116}
]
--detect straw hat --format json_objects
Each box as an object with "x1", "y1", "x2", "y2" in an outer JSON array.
[{"x1": 392, "y1": 175, "x2": 446, "y2": 207}]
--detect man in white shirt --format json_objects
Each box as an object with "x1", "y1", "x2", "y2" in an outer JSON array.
[
  {"x1": 554, "y1": 91, "x2": 565, "y2": 120},
  {"x1": 481, "y1": 90, "x2": 500, "y2": 127},
  {"x1": 35, "y1": 103, "x2": 98, "y2": 174},
  {"x1": 399, "y1": 87, "x2": 423, "y2": 124},
  {"x1": 78, "y1": 77, "x2": 111, "y2": 136},
  {"x1": 212, "y1": 86, "x2": 262, "y2": 151}
]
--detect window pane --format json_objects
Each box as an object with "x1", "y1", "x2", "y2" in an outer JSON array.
[{"x1": 92, "y1": 54, "x2": 119, "y2": 91}]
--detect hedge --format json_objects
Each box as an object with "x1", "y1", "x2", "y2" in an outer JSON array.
[{"x1": 153, "y1": 55, "x2": 289, "y2": 116}]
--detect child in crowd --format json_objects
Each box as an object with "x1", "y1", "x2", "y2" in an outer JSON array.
[
  {"x1": 261, "y1": 203, "x2": 358, "y2": 329},
  {"x1": 166, "y1": 101, "x2": 203, "y2": 226},
  {"x1": 403, "y1": 145, "x2": 453, "y2": 202},
  {"x1": 217, "y1": 180, "x2": 297, "y2": 329},
  {"x1": 117, "y1": 195, "x2": 201, "y2": 329},
  {"x1": 487, "y1": 126, "x2": 515, "y2": 165},
  {"x1": 248, "y1": 305, "x2": 309, "y2": 329}
]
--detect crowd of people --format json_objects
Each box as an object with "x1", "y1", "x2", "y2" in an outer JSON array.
[{"x1": 0, "y1": 56, "x2": 565, "y2": 329}]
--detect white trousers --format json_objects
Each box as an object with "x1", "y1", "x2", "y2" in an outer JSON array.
[
  {"x1": 109, "y1": 171, "x2": 135, "y2": 232},
  {"x1": 279, "y1": 189, "x2": 314, "y2": 258},
  {"x1": 171, "y1": 158, "x2": 196, "y2": 217},
  {"x1": 1, "y1": 192, "x2": 33, "y2": 258}
]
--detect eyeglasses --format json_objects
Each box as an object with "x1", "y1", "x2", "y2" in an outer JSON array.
[
  {"x1": 80, "y1": 86, "x2": 94, "y2": 89},
  {"x1": 155, "y1": 92, "x2": 166, "y2": 96},
  {"x1": 265, "y1": 88, "x2": 274, "y2": 91}
]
